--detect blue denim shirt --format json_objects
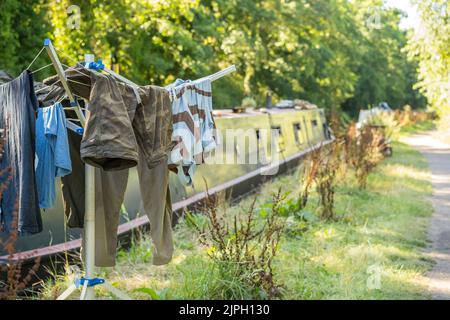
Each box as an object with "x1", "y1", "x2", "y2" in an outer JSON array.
[{"x1": 35, "y1": 102, "x2": 72, "y2": 209}]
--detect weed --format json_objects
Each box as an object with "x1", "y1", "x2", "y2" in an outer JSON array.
[
  {"x1": 0, "y1": 130, "x2": 41, "y2": 300},
  {"x1": 0, "y1": 189, "x2": 41, "y2": 300},
  {"x1": 298, "y1": 145, "x2": 327, "y2": 210},
  {"x1": 192, "y1": 185, "x2": 285, "y2": 299},
  {"x1": 314, "y1": 143, "x2": 341, "y2": 220},
  {"x1": 345, "y1": 123, "x2": 384, "y2": 189}
]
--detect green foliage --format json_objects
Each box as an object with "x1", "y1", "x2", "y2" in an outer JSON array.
[
  {"x1": 400, "y1": 119, "x2": 436, "y2": 136},
  {"x1": 367, "y1": 111, "x2": 401, "y2": 140},
  {"x1": 117, "y1": 232, "x2": 153, "y2": 264},
  {"x1": 0, "y1": 0, "x2": 425, "y2": 111},
  {"x1": 342, "y1": 0, "x2": 426, "y2": 115},
  {"x1": 133, "y1": 287, "x2": 169, "y2": 300},
  {"x1": 0, "y1": 0, "x2": 49, "y2": 75},
  {"x1": 174, "y1": 254, "x2": 261, "y2": 300},
  {"x1": 408, "y1": 0, "x2": 450, "y2": 118}
]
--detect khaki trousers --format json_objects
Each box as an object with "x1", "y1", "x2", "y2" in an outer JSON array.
[{"x1": 63, "y1": 132, "x2": 173, "y2": 267}]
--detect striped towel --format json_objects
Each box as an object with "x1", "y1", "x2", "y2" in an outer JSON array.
[{"x1": 167, "y1": 78, "x2": 217, "y2": 185}]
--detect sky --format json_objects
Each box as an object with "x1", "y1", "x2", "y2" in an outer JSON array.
[{"x1": 385, "y1": 0, "x2": 420, "y2": 30}]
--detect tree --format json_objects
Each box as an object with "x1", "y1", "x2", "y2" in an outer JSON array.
[
  {"x1": 0, "y1": 0, "x2": 426, "y2": 112},
  {"x1": 0, "y1": 0, "x2": 49, "y2": 75},
  {"x1": 408, "y1": 0, "x2": 450, "y2": 117}
]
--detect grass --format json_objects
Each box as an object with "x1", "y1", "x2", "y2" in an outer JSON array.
[
  {"x1": 275, "y1": 142, "x2": 433, "y2": 299},
  {"x1": 399, "y1": 119, "x2": 436, "y2": 136},
  {"x1": 39, "y1": 128, "x2": 434, "y2": 300}
]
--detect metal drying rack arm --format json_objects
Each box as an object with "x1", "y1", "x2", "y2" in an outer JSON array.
[{"x1": 44, "y1": 39, "x2": 86, "y2": 127}]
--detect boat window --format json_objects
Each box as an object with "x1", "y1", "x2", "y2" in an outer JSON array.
[
  {"x1": 255, "y1": 128, "x2": 267, "y2": 164},
  {"x1": 323, "y1": 123, "x2": 331, "y2": 139},
  {"x1": 271, "y1": 125, "x2": 282, "y2": 135},
  {"x1": 293, "y1": 122, "x2": 302, "y2": 144},
  {"x1": 312, "y1": 119, "x2": 318, "y2": 127},
  {"x1": 271, "y1": 125, "x2": 285, "y2": 153},
  {"x1": 255, "y1": 128, "x2": 261, "y2": 140}
]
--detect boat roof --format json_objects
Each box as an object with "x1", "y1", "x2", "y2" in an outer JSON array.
[{"x1": 213, "y1": 107, "x2": 322, "y2": 119}]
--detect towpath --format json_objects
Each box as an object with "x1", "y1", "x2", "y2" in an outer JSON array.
[{"x1": 402, "y1": 132, "x2": 450, "y2": 300}]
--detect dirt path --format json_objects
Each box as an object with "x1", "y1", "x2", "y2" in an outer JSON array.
[{"x1": 402, "y1": 132, "x2": 450, "y2": 300}]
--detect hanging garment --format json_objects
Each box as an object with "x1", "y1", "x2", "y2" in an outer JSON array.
[
  {"x1": 0, "y1": 70, "x2": 42, "y2": 235},
  {"x1": 44, "y1": 66, "x2": 174, "y2": 171},
  {"x1": 61, "y1": 131, "x2": 173, "y2": 267},
  {"x1": 35, "y1": 102, "x2": 72, "y2": 209},
  {"x1": 40, "y1": 66, "x2": 174, "y2": 266},
  {"x1": 166, "y1": 78, "x2": 217, "y2": 185}
]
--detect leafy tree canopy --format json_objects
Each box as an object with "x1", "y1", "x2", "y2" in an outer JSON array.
[{"x1": 0, "y1": 0, "x2": 427, "y2": 112}]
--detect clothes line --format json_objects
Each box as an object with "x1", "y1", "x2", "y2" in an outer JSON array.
[
  {"x1": 209, "y1": 65, "x2": 237, "y2": 82},
  {"x1": 187, "y1": 64, "x2": 237, "y2": 84},
  {"x1": 168, "y1": 65, "x2": 237, "y2": 90},
  {"x1": 165, "y1": 65, "x2": 237, "y2": 103},
  {"x1": 83, "y1": 57, "x2": 236, "y2": 90}
]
